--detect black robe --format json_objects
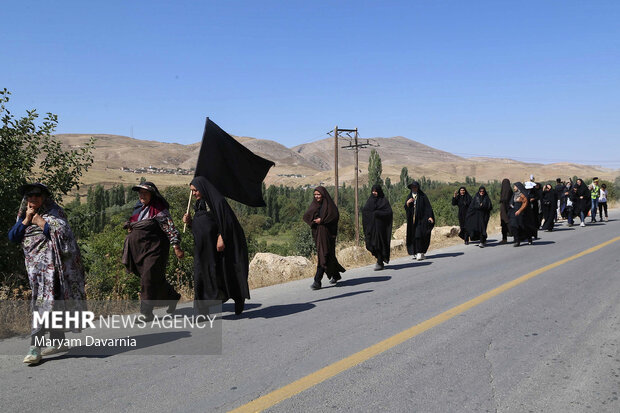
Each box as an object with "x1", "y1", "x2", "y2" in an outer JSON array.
[
  {"x1": 362, "y1": 185, "x2": 393, "y2": 263},
  {"x1": 405, "y1": 189, "x2": 435, "y2": 255},
  {"x1": 465, "y1": 190, "x2": 492, "y2": 242},
  {"x1": 528, "y1": 185, "x2": 542, "y2": 231},
  {"x1": 190, "y1": 177, "x2": 249, "y2": 314},
  {"x1": 303, "y1": 186, "x2": 345, "y2": 279},
  {"x1": 571, "y1": 182, "x2": 591, "y2": 218},
  {"x1": 541, "y1": 189, "x2": 557, "y2": 231},
  {"x1": 451, "y1": 189, "x2": 472, "y2": 240},
  {"x1": 508, "y1": 182, "x2": 538, "y2": 241}
]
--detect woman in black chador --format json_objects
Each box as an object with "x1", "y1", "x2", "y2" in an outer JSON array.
[
  {"x1": 303, "y1": 186, "x2": 346, "y2": 290},
  {"x1": 465, "y1": 186, "x2": 493, "y2": 247},
  {"x1": 362, "y1": 185, "x2": 393, "y2": 271},
  {"x1": 452, "y1": 186, "x2": 472, "y2": 244},
  {"x1": 540, "y1": 184, "x2": 557, "y2": 232},
  {"x1": 498, "y1": 179, "x2": 512, "y2": 244},
  {"x1": 529, "y1": 183, "x2": 542, "y2": 238},
  {"x1": 571, "y1": 178, "x2": 590, "y2": 227},
  {"x1": 183, "y1": 176, "x2": 249, "y2": 315},
  {"x1": 509, "y1": 182, "x2": 537, "y2": 247},
  {"x1": 405, "y1": 181, "x2": 435, "y2": 261}
]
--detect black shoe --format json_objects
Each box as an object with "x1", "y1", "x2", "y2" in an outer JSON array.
[
  {"x1": 139, "y1": 312, "x2": 155, "y2": 323},
  {"x1": 234, "y1": 299, "x2": 245, "y2": 315},
  {"x1": 329, "y1": 277, "x2": 338, "y2": 284},
  {"x1": 499, "y1": 239, "x2": 507, "y2": 245},
  {"x1": 528, "y1": 238, "x2": 533, "y2": 245},
  {"x1": 465, "y1": 240, "x2": 469, "y2": 245},
  {"x1": 513, "y1": 242, "x2": 520, "y2": 247},
  {"x1": 167, "y1": 295, "x2": 181, "y2": 314},
  {"x1": 311, "y1": 282, "x2": 321, "y2": 290}
]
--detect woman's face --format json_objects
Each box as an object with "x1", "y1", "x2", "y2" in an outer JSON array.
[
  {"x1": 138, "y1": 189, "x2": 152, "y2": 205},
  {"x1": 577, "y1": 179, "x2": 583, "y2": 186},
  {"x1": 479, "y1": 189, "x2": 486, "y2": 196},
  {"x1": 190, "y1": 185, "x2": 202, "y2": 200},
  {"x1": 372, "y1": 190, "x2": 378, "y2": 197},
  {"x1": 27, "y1": 193, "x2": 44, "y2": 210},
  {"x1": 513, "y1": 185, "x2": 518, "y2": 193},
  {"x1": 459, "y1": 188, "x2": 466, "y2": 196},
  {"x1": 314, "y1": 191, "x2": 322, "y2": 203}
]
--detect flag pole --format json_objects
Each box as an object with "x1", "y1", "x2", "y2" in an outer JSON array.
[{"x1": 183, "y1": 189, "x2": 192, "y2": 233}]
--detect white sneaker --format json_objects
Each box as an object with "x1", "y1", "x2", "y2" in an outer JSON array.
[
  {"x1": 41, "y1": 344, "x2": 69, "y2": 356},
  {"x1": 416, "y1": 253, "x2": 424, "y2": 261},
  {"x1": 580, "y1": 222, "x2": 586, "y2": 227},
  {"x1": 23, "y1": 346, "x2": 42, "y2": 364}
]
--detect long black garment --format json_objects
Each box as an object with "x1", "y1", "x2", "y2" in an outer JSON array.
[
  {"x1": 571, "y1": 180, "x2": 591, "y2": 219},
  {"x1": 508, "y1": 182, "x2": 537, "y2": 241},
  {"x1": 451, "y1": 187, "x2": 472, "y2": 241},
  {"x1": 541, "y1": 189, "x2": 557, "y2": 231},
  {"x1": 465, "y1": 187, "x2": 493, "y2": 242},
  {"x1": 499, "y1": 179, "x2": 512, "y2": 240},
  {"x1": 190, "y1": 177, "x2": 249, "y2": 314},
  {"x1": 123, "y1": 219, "x2": 179, "y2": 303},
  {"x1": 405, "y1": 186, "x2": 435, "y2": 255},
  {"x1": 303, "y1": 186, "x2": 345, "y2": 280},
  {"x1": 528, "y1": 185, "x2": 542, "y2": 234},
  {"x1": 362, "y1": 185, "x2": 393, "y2": 264}
]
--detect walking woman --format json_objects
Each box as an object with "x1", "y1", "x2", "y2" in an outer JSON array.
[
  {"x1": 465, "y1": 186, "x2": 493, "y2": 247},
  {"x1": 509, "y1": 182, "x2": 536, "y2": 247},
  {"x1": 452, "y1": 186, "x2": 472, "y2": 244},
  {"x1": 8, "y1": 183, "x2": 86, "y2": 365},
  {"x1": 405, "y1": 181, "x2": 435, "y2": 260},
  {"x1": 183, "y1": 176, "x2": 250, "y2": 315},
  {"x1": 303, "y1": 186, "x2": 346, "y2": 290},
  {"x1": 540, "y1": 184, "x2": 557, "y2": 232},
  {"x1": 571, "y1": 178, "x2": 590, "y2": 227},
  {"x1": 362, "y1": 185, "x2": 393, "y2": 271},
  {"x1": 499, "y1": 179, "x2": 512, "y2": 244},
  {"x1": 123, "y1": 182, "x2": 184, "y2": 321}
]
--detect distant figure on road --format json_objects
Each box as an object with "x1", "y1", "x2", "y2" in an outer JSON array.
[
  {"x1": 8, "y1": 183, "x2": 86, "y2": 365},
  {"x1": 554, "y1": 178, "x2": 565, "y2": 221},
  {"x1": 540, "y1": 184, "x2": 557, "y2": 232},
  {"x1": 499, "y1": 179, "x2": 512, "y2": 244},
  {"x1": 589, "y1": 177, "x2": 600, "y2": 223},
  {"x1": 303, "y1": 186, "x2": 345, "y2": 290},
  {"x1": 571, "y1": 178, "x2": 590, "y2": 227},
  {"x1": 509, "y1": 182, "x2": 536, "y2": 247},
  {"x1": 598, "y1": 183, "x2": 608, "y2": 222},
  {"x1": 123, "y1": 182, "x2": 184, "y2": 322},
  {"x1": 563, "y1": 181, "x2": 575, "y2": 226},
  {"x1": 529, "y1": 182, "x2": 542, "y2": 238},
  {"x1": 183, "y1": 176, "x2": 249, "y2": 315},
  {"x1": 465, "y1": 186, "x2": 493, "y2": 247},
  {"x1": 451, "y1": 186, "x2": 472, "y2": 244},
  {"x1": 362, "y1": 185, "x2": 393, "y2": 271},
  {"x1": 405, "y1": 181, "x2": 435, "y2": 261}
]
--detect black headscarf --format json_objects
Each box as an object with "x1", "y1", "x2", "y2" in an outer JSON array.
[{"x1": 362, "y1": 185, "x2": 393, "y2": 263}]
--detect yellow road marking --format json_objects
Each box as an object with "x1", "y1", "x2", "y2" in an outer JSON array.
[{"x1": 230, "y1": 235, "x2": 620, "y2": 413}]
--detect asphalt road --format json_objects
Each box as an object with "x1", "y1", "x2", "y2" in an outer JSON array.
[{"x1": 1, "y1": 212, "x2": 619, "y2": 412}]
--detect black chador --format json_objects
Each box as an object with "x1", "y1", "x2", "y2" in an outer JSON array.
[
  {"x1": 362, "y1": 185, "x2": 393, "y2": 270},
  {"x1": 528, "y1": 183, "x2": 542, "y2": 236},
  {"x1": 499, "y1": 179, "x2": 512, "y2": 244},
  {"x1": 451, "y1": 186, "x2": 472, "y2": 243},
  {"x1": 190, "y1": 176, "x2": 249, "y2": 315},
  {"x1": 509, "y1": 182, "x2": 537, "y2": 246},
  {"x1": 541, "y1": 185, "x2": 557, "y2": 231},
  {"x1": 465, "y1": 186, "x2": 493, "y2": 247},
  {"x1": 405, "y1": 181, "x2": 435, "y2": 260},
  {"x1": 303, "y1": 186, "x2": 345, "y2": 290}
]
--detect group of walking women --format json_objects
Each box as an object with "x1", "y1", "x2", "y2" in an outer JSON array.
[{"x1": 8, "y1": 175, "x2": 608, "y2": 365}]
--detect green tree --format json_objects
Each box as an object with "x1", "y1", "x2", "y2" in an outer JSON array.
[
  {"x1": 399, "y1": 167, "x2": 410, "y2": 186},
  {"x1": 368, "y1": 149, "x2": 383, "y2": 187},
  {"x1": 0, "y1": 89, "x2": 94, "y2": 282}
]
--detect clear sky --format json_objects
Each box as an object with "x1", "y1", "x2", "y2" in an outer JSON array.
[{"x1": 3, "y1": 1, "x2": 619, "y2": 167}]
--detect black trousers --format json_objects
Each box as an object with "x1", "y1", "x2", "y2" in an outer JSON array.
[
  {"x1": 598, "y1": 201, "x2": 608, "y2": 218},
  {"x1": 501, "y1": 221, "x2": 510, "y2": 240}
]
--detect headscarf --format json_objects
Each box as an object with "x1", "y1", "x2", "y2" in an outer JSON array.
[
  {"x1": 302, "y1": 186, "x2": 340, "y2": 229},
  {"x1": 513, "y1": 182, "x2": 528, "y2": 199},
  {"x1": 129, "y1": 181, "x2": 169, "y2": 222},
  {"x1": 500, "y1": 179, "x2": 512, "y2": 203}
]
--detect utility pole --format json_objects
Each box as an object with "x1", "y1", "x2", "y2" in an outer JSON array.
[
  {"x1": 340, "y1": 129, "x2": 374, "y2": 247},
  {"x1": 334, "y1": 125, "x2": 339, "y2": 205}
]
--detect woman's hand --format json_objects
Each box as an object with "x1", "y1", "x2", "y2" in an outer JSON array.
[
  {"x1": 515, "y1": 210, "x2": 520, "y2": 216},
  {"x1": 406, "y1": 198, "x2": 414, "y2": 206},
  {"x1": 217, "y1": 234, "x2": 225, "y2": 252},
  {"x1": 182, "y1": 213, "x2": 192, "y2": 224},
  {"x1": 32, "y1": 213, "x2": 46, "y2": 229},
  {"x1": 313, "y1": 218, "x2": 321, "y2": 224},
  {"x1": 173, "y1": 245, "x2": 184, "y2": 259},
  {"x1": 22, "y1": 205, "x2": 36, "y2": 225}
]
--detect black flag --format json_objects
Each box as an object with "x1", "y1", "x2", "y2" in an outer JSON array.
[{"x1": 194, "y1": 118, "x2": 275, "y2": 207}]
